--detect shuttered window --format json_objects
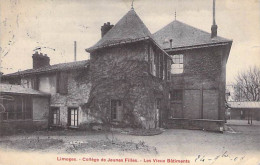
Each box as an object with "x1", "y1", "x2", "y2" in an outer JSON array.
[
  {"x1": 57, "y1": 72, "x2": 68, "y2": 94},
  {"x1": 32, "y1": 76, "x2": 39, "y2": 90}
]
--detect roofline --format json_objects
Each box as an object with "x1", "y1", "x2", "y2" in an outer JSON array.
[
  {"x1": 85, "y1": 37, "x2": 150, "y2": 53},
  {"x1": 85, "y1": 36, "x2": 172, "y2": 61},
  {"x1": 1, "y1": 61, "x2": 89, "y2": 79},
  {"x1": 164, "y1": 41, "x2": 233, "y2": 52},
  {"x1": 0, "y1": 91, "x2": 51, "y2": 97}
]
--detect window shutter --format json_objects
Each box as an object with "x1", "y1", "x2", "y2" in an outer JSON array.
[
  {"x1": 67, "y1": 109, "x2": 71, "y2": 126},
  {"x1": 58, "y1": 72, "x2": 68, "y2": 94},
  {"x1": 32, "y1": 76, "x2": 39, "y2": 90}
]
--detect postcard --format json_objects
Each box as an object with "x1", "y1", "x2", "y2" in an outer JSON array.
[{"x1": 0, "y1": 0, "x2": 259, "y2": 165}]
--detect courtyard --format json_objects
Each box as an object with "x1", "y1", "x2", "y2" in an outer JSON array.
[{"x1": 0, "y1": 120, "x2": 259, "y2": 165}]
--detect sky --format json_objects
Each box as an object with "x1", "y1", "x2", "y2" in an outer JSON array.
[{"x1": 0, "y1": 0, "x2": 259, "y2": 84}]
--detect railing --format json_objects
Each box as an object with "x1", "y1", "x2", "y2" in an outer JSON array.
[{"x1": 0, "y1": 112, "x2": 32, "y2": 121}]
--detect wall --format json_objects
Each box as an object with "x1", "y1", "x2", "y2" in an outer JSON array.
[
  {"x1": 32, "y1": 97, "x2": 49, "y2": 129},
  {"x1": 166, "y1": 118, "x2": 225, "y2": 132},
  {"x1": 38, "y1": 74, "x2": 57, "y2": 94},
  {"x1": 230, "y1": 108, "x2": 260, "y2": 120},
  {"x1": 50, "y1": 69, "x2": 92, "y2": 127},
  {"x1": 168, "y1": 44, "x2": 231, "y2": 121},
  {"x1": 88, "y1": 41, "x2": 170, "y2": 129}
]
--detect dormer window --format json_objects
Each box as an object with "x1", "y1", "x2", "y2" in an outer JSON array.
[{"x1": 171, "y1": 54, "x2": 183, "y2": 74}]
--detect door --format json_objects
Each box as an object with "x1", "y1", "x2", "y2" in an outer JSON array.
[{"x1": 183, "y1": 90, "x2": 201, "y2": 119}]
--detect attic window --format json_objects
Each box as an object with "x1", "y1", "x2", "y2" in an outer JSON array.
[{"x1": 171, "y1": 54, "x2": 183, "y2": 74}]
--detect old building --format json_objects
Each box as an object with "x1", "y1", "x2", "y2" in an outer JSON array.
[
  {"x1": 152, "y1": 1, "x2": 232, "y2": 130},
  {"x1": 227, "y1": 102, "x2": 260, "y2": 121},
  {"x1": 1, "y1": 1, "x2": 232, "y2": 132},
  {"x1": 1, "y1": 52, "x2": 91, "y2": 130}
]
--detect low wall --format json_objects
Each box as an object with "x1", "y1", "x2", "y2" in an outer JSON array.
[
  {"x1": 0, "y1": 120, "x2": 48, "y2": 136},
  {"x1": 166, "y1": 118, "x2": 225, "y2": 132}
]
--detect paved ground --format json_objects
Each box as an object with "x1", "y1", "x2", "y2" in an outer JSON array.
[{"x1": 0, "y1": 120, "x2": 259, "y2": 165}]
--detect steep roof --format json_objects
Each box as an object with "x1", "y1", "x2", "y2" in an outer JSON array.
[
  {"x1": 227, "y1": 101, "x2": 260, "y2": 109},
  {"x1": 0, "y1": 83, "x2": 50, "y2": 96},
  {"x1": 86, "y1": 9, "x2": 152, "y2": 52},
  {"x1": 1, "y1": 60, "x2": 89, "y2": 78},
  {"x1": 153, "y1": 20, "x2": 232, "y2": 51}
]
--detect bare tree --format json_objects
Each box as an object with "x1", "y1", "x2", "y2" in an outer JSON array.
[{"x1": 233, "y1": 66, "x2": 260, "y2": 101}]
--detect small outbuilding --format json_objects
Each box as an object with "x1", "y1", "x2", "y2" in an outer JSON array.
[
  {"x1": 227, "y1": 101, "x2": 260, "y2": 124},
  {"x1": 0, "y1": 83, "x2": 50, "y2": 135}
]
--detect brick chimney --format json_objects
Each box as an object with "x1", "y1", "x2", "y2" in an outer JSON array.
[
  {"x1": 101, "y1": 22, "x2": 114, "y2": 38},
  {"x1": 32, "y1": 52, "x2": 50, "y2": 69}
]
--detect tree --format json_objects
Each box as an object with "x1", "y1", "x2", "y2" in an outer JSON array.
[{"x1": 233, "y1": 66, "x2": 260, "y2": 101}]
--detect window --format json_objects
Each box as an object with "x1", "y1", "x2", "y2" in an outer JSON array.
[
  {"x1": 68, "y1": 108, "x2": 78, "y2": 127},
  {"x1": 111, "y1": 100, "x2": 123, "y2": 121},
  {"x1": 170, "y1": 90, "x2": 183, "y2": 101},
  {"x1": 171, "y1": 54, "x2": 183, "y2": 74},
  {"x1": 0, "y1": 95, "x2": 32, "y2": 121},
  {"x1": 51, "y1": 107, "x2": 60, "y2": 125}
]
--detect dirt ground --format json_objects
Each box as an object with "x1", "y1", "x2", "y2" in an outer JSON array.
[{"x1": 0, "y1": 120, "x2": 259, "y2": 165}]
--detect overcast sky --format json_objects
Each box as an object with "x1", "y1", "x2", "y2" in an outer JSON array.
[{"x1": 0, "y1": 0, "x2": 259, "y2": 83}]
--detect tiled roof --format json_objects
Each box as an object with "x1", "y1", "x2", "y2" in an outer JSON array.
[
  {"x1": 0, "y1": 83, "x2": 50, "y2": 96},
  {"x1": 153, "y1": 20, "x2": 232, "y2": 50},
  {"x1": 1, "y1": 60, "x2": 89, "y2": 78},
  {"x1": 227, "y1": 101, "x2": 260, "y2": 109},
  {"x1": 86, "y1": 9, "x2": 152, "y2": 52}
]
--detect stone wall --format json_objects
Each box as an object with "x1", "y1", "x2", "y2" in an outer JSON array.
[
  {"x1": 88, "y1": 41, "x2": 170, "y2": 129},
  {"x1": 50, "y1": 69, "x2": 92, "y2": 127},
  {"x1": 32, "y1": 97, "x2": 50, "y2": 129},
  {"x1": 166, "y1": 118, "x2": 225, "y2": 132},
  {"x1": 168, "y1": 44, "x2": 231, "y2": 121}
]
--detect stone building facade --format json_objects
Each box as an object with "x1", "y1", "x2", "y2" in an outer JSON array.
[{"x1": 1, "y1": 5, "x2": 232, "y2": 131}]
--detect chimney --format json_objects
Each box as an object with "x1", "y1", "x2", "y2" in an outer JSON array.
[
  {"x1": 101, "y1": 22, "x2": 114, "y2": 38},
  {"x1": 74, "y1": 41, "x2": 77, "y2": 62},
  {"x1": 32, "y1": 51, "x2": 50, "y2": 69},
  {"x1": 169, "y1": 39, "x2": 173, "y2": 50},
  {"x1": 211, "y1": 0, "x2": 218, "y2": 38}
]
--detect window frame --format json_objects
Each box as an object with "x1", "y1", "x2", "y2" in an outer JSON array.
[
  {"x1": 68, "y1": 107, "x2": 78, "y2": 127},
  {"x1": 0, "y1": 95, "x2": 32, "y2": 121},
  {"x1": 171, "y1": 54, "x2": 184, "y2": 74}
]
